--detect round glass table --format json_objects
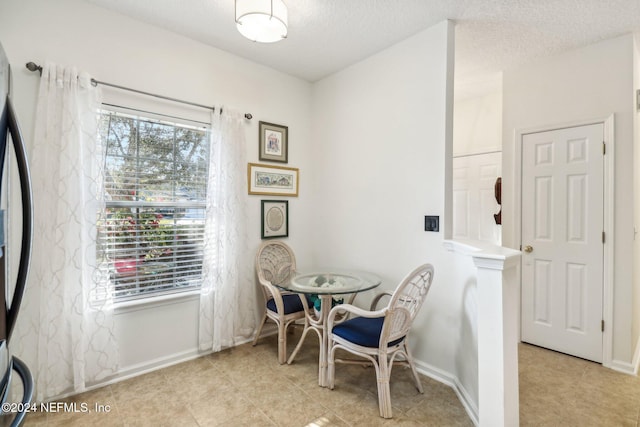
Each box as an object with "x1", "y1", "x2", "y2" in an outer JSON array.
[
  {"x1": 275, "y1": 270, "x2": 381, "y2": 386},
  {"x1": 287, "y1": 271, "x2": 381, "y2": 295}
]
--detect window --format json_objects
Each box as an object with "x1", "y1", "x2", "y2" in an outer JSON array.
[{"x1": 96, "y1": 110, "x2": 209, "y2": 301}]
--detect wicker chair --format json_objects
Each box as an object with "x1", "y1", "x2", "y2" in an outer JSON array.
[
  {"x1": 326, "y1": 263, "x2": 435, "y2": 418},
  {"x1": 252, "y1": 241, "x2": 309, "y2": 364}
]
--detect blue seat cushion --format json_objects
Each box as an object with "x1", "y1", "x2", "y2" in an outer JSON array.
[
  {"x1": 332, "y1": 316, "x2": 404, "y2": 348},
  {"x1": 266, "y1": 294, "x2": 308, "y2": 315}
]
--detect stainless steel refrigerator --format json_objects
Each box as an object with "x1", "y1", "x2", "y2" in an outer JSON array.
[{"x1": 0, "y1": 41, "x2": 34, "y2": 427}]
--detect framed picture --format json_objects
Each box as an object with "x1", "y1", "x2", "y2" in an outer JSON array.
[
  {"x1": 248, "y1": 163, "x2": 299, "y2": 197},
  {"x1": 261, "y1": 200, "x2": 288, "y2": 239},
  {"x1": 259, "y1": 121, "x2": 288, "y2": 163}
]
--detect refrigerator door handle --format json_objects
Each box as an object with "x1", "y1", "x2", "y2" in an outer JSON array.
[
  {"x1": 4, "y1": 97, "x2": 33, "y2": 343},
  {"x1": 8, "y1": 357, "x2": 33, "y2": 427}
]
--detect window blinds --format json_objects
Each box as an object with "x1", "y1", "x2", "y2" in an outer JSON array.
[{"x1": 96, "y1": 111, "x2": 209, "y2": 301}]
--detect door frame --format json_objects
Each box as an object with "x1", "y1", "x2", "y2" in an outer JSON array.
[{"x1": 513, "y1": 115, "x2": 614, "y2": 367}]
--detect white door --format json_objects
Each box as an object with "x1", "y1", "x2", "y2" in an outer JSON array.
[
  {"x1": 521, "y1": 123, "x2": 604, "y2": 362},
  {"x1": 452, "y1": 152, "x2": 502, "y2": 244}
]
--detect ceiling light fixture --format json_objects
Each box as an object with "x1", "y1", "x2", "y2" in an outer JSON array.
[{"x1": 235, "y1": 0, "x2": 288, "y2": 43}]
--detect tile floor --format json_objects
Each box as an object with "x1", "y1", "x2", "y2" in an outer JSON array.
[
  {"x1": 519, "y1": 343, "x2": 640, "y2": 426},
  {"x1": 17, "y1": 331, "x2": 640, "y2": 426}
]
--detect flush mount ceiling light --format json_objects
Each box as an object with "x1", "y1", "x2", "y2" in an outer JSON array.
[{"x1": 235, "y1": 0, "x2": 288, "y2": 43}]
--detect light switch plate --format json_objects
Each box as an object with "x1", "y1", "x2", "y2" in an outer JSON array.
[{"x1": 424, "y1": 215, "x2": 439, "y2": 232}]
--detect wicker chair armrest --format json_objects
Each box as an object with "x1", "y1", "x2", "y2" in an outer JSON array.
[
  {"x1": 327, "y1": 303, "x2": 386, "y2": 331},
  {"x1": 370, "y1": 292, "x2": 392, "y2": 310},
  {"x1": 259, "y1": 279, "x2": 289, "y2": 313}
]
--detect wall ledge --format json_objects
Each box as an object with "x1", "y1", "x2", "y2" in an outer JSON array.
[{"x1": 443, "y1": 239, "x2": 521, "y2": 270}]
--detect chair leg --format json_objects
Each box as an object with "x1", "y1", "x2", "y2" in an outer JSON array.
[
  {"x1": 252, "y1": 314, "x2": 268, "y2": 346},
  {"x1": 327, "y1": 342, "x2": 336, "y2": 389},
  {"x1": 404, "y1": 342, "x2": 424, "y2": 393},
  {"x1": 277, "y1": 320, "x2": 287, "y2": 364},
  {"x1": 376, "y1": 354, "x2": 393, "y2": 419}
]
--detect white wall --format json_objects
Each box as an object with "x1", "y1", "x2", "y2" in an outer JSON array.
[
  {"x1": 310, "y1": 21, "x2": 478, "y2": 406},
  {"x1": 0, "y1": 0, "x2": 314, "y2": 377},
  {"x1": 453, "y1": 90, "x2": 502, "y2": 157},
  {"x1": 1, "y1": 1, "x2": 478, "y2": 412},
  {"x1": 502, "y1": 34, "x2": 638, "y2": 365},
  {"x1": 452, "y1": 89, "x2": 503, "y2": 245}
]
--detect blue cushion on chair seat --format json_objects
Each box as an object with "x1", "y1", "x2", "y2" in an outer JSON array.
[
  {"x1": 266, "y1": 294, "x2": 307, "y2": 315},
  {"x1": 332, "y1": 316, "x2": 404, "y2": 348}
]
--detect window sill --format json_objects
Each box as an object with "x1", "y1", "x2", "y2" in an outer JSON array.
[{"x1": 114, "y1": 289, "x2": 201, "y2": 313}]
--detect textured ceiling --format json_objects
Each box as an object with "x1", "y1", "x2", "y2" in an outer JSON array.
[{"x1": 85, "y1": 0, "x2": 640, "y2": 85}]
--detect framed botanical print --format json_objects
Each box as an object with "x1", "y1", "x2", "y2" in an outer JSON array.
[{"x1": 259, "y1": 121, "x2": 288, "y2": 163}]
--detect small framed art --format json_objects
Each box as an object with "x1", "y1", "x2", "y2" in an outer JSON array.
[
  {"x1": 248, "y1": 163, "x2": 299, "y2": 196},
  {"x1": 259, "y1": 121, "x2": 288, "y2": 163},
  {"x1": 261, "y1": 200, "x2": 288, "y2": 239}
]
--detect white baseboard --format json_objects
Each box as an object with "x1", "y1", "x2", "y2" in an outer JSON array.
[
  {"x1": 112, "y1": 334, "x2": 257, "y2": 384},
  {"x1": 413, "y1": 359, "x2": 479, "y2": 426},
  {"x1": 92, "y1": 348, "x2": 209, "y2": 391},
  {"x1": 79, "y1": 335, "x2": 258, "y2": 397},
  {"x1": 633, "y1": 337, "x2": 640, "y2": 375},
  {"x1": 608, "y1": 340, "x2": 640, "y2": 376},
  {"x1": 609, "y1": 359, "x2": 637, "y2": 375},
  {"x1": 43, "y1": 348, "x2": 212, "y2": 402},
  {"x1": 115, "y1": 350, "x2": 204, "y2": 381}
]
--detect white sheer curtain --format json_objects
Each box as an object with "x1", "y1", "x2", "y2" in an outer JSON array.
[
  {"x1": 11, "y1": 63, "x2": 117, "y2": 401},
  {"x1": 199, "y1": 109, "x2": 256, "y2": 352}
]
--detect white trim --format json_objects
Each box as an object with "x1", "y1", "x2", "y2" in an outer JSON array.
[
  {"x1": 602, "y1": 115, "x2": 615, "y2": 369},
  {"x1": 42, "y1": 348, "x2": 208, "y2": 402},
  {"x1": 414, "y1": 359, "x2": 479, "y2": 426},
  {"x1": 514, "y1": 115, "x2": 615, "y2": 367},
  {"x1": 112, "y1": 335, "x2": 254, "y2": 380},
  {"x1": 43, "y1": 335, "x2": 258, "y2": 403},
  {"x1": 99, "y1": 104, "x2": 211, "y2": 129},
  {"x1": 444, "y1": 239, "x2": 521, "y2": 270},
  {"x1": 608, "y1": 337, "x2": 640, "y2": 376},
  {"x1": 602, "y1": 114, "x2": 616, "y2": 367},
  {"x1": 114, "y1": 289, "x2": 201, "y2": 312},
  {"x1": 105, "y1": 348, "x2": 206, "y2": 384},
  {"x1": 608, "y1": 358, "x2": 637, "y2": 375},
  {"x1": 633, "y1": 338, "x2": 640, "y2": 375}
]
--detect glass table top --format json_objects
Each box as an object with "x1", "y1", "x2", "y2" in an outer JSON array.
[{"x1": 278, "y1": 271, "x2": 382, "y2": 295}]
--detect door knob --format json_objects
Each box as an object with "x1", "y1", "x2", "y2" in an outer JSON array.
[{"x1": 523, "y1": 245, "x2": 533, "y2": 253}]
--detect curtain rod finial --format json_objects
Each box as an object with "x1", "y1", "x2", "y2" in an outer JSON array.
[
  {"x1": 244, "y1": 113, "x2": 253, "y2": 120},
  {"x1": 25, "y1": 62, "x2": 42, "y2": 73}
]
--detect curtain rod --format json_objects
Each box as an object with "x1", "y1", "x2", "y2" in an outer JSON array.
[{"x1": 25, "y1": 62, "x2": 253, "y2": 120}]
